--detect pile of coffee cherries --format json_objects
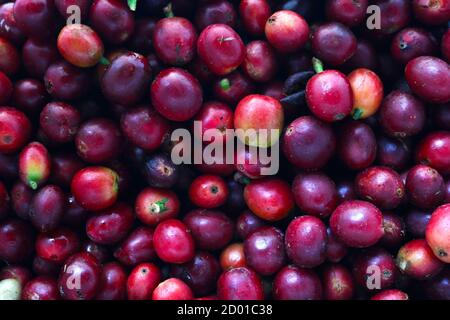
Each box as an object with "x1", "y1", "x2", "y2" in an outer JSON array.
[{"x1": 0, "y1": 0, "x2": 449, "y2": 300}]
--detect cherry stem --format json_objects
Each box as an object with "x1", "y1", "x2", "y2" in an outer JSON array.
[
  {"x1": 164, "y1": 3, "x2": 174, "y2": 18},
  {"x1": 150, "y1": 198, "x2": 169, "y2": 213},
  {"x1": 312, "y1": 57, "x2": 324, "y2": 74},
  {"x1": 127, "y1": 0, "x2": 137, "y2": 11},
  {"x1": 352, "y1": 108, "x2": 364, "y2": 120},
  {"x1": 220, "y1": 78, "x2": 231, "y2": 90},
  {"x1": 99, "y1": 56, "x2": 110, "y2": 66}
]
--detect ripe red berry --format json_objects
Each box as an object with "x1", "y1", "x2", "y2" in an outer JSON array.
[
  {"x1": 57, "y1": 24, "x2": 104, "y2": 68},
  {"x1": 426, "y1": 204, "x2": 450, "y2": 263},
  {"x1": 197, "y1": 24, "x2": 245, "y2": 75},
  {"x1": 71, "y1": 166, "x2": 119, "y2": 211},
  {"x1": 189, "y1": 175, "x2": 229, "y2": 209},
  {"x1": 265, "y1": 10, "x2": 309, "y2": 54}
]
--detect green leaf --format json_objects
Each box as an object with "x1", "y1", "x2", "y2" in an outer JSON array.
[{"x1": 128, "y1": 0, "x2": 137, "y2": 11}]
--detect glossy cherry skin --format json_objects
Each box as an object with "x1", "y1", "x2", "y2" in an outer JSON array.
[
  {"x1": 285, "y1": 216, "x2": 327, "y2": 268},
  {"x1": 29, "y1": 185, "x2": 65, "y2": 232},
  {"x1": 412, "y1": 0, "x2": 450, "y2": 25},
  {"x1": 95, "y1": 262, "x2": 127, "y2": 300},
  {"x1": 244, "y1": 178, "x2": 294, "y2": 222},
  {"x1": 126, "y1": 263, "x2": 161, "y2": 300},
  {"x1": 353, "y1": 247, "x2": 398, "y2": 290},
  {"x1": 292, "y1": 173, "x2": 339, "y2": 218},
  {"x1": 10, "y1": 181, "x2": 33, "y2": 220},
  {"x1": 121, "y1": 106, "x2": 169, "y2": 152},
  {"x1": 355, "y1": 166, "x2": 405, "y2": 210},
  {"x1": 273, "y1": 265, "x2": 322, "y2": 300},
  {"x1": 348, "y1": 68, "x2": 384, "y2": 120},
  {"x1": 306, "y1": 70, "x2": 353, "y2": 122},
  {"x1": 337, "y1": 121, "x2": 377, "y2": 170},
  {"x1": 239, "y1": 0, "x2": 271, "y2": 36},
  {"x1": 416, "y1": 131, "x2": 450, "y2": 175},
  {"x1": 35, "y1": 227, "x2": 79, "y2": 264},
  {"x1": 426, "y1": 204, "x2": 450, "y2": 263},
  {"x1": 22, "y1": 38, "x2": 59, "y2": 79},
  {"x1": 13, "y1": 0, "x2": 55, "y2": 40},
  {"x1": 311, "y1": 22, "x2": 356, "y2": 66},
  {"x1": 58, "y1": 252, "x2": 102, "y2": 300},
  {"x1": 193, "y1": 101, "x2": 233, "y2": 144},
  {"x1": 265, "y1": 10, "x2": 309, "y2": 54},
  {"x1": 371, "y1": 289, "x2": 409, "y2": 300},
  {"x1": 170, "y1": 251, "x2": 221, "y2": 296},
  {"x1": 330, "y1": 200, "x2": 384, "y2": 248},
  {"x1": 322, "y1": 264, "x2": 354, "y2": 300},
  {"x1": 195, "y1": 0, "x2": 237, "y2": 31},
  {"x1": 0, "y1": 72, "x2": 12, "y2": 105},
  {"x1": 57, "y1": 24, "x2": 104, "y2": 68},
  {"x1": 381, "y1": 212, "x2": 406, "y2": 248},
  {"x1": 220, "y1": 243, "x2": 247, "y2": 270},
  {"x1": 101, "y1": 52, "x2": 152, "y2": 107},
  {"x1": 391, "y1": 28, "x2": 437, "y2": 65},
  {"x1": 135, "y1": 187, "x2": 179, "y2": 226},
  {"x1": 71, "y1": 166, "x2": 119, "y2": 211},
  {"x1": 0, "y1": 3, "x2": 25, "y2": 45},
  {"x1": 114, "y1": 227, "x2": 156, "y2": 266},
  {"x1": 86, "y1": 203, "x2": 134, "y2": 245},
  {"x1": 183, "y1": 209, "x2": 233, "y2": 251},
  {"x1": 406, "y1": 165, "x2": 445, "y2": 209},
  {"x1": 81, "y1": 241, "x2": 110, "y2": 264},
  {"x1": 283, "y1": 116, "x2": 336, "y2": 170},
  {"x1": 326, "y1": 0, "x2": 368, "y2": 27},
  {"x1": 40, "y1": 102, "x2": 80, "y2": 144},
  {"x1": 217, "y1": 267, "x2": 264, "y2": 300},
  {"x1": 405, "y1": 56, "x2": 450, "y2": 104},
  {"x1": 0, "y1": 107, "x2": 32, "y2": 155},
  {"x1": 75, "y1": 118, "x2": 122, "y2": 163},
  {"x1": 197, "y1": 24, "x2": 245, "y2": 75},
  {"x1": 152, "y1": 278, "x2": 194, "y2": 300},
  {"x1": 244, "y1": 226, "x2": 285, "y2": 276},
  {"x1": 242, "y1": 40, "x2": 277, "y2": 83},
  {"x1": 396, "y1": 239, "x2": 444, "y2": 280},
  {"x1": 13, "y1": 79, "x2": 48, "y2": 116},
  {"x1": 153, "y1": 219, "x2": 195, "y2": 264},
  {"x1": 89, "y1": 0, "x2": 134, "y2": 44},
  {"x1": 22, "y1": 276, "x2": 59, "y2": 300},
  {"x1": 234, "y1": 94, "x2": 284, "y2": 148},
  {"x1": 188, "y1": 175, "x2": 229, "y2": 209},
  {"x1": 44, "y1": 60, "x2": 91, "y2": 101},
  {"x1": 153, "y1": 17, "x2": 197, "y2": 66},
  {"x1": 151, "y1": 68, "x2": 203, "y2": 121},
  {"x1": 0, "y1": 219, "x2": 34, "y2": 263},
  {"x1": 379, "y1": 91, "x2": 426, "y2": 138}
]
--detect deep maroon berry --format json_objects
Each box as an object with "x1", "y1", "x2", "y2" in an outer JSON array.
[
  {"x1": 292, "y1": 173, "x2": 338, "y2": 218},
  {"x1": 244, "y1": 226, "x2": 285, "y2": 276},
  {"x1": 184, "y1": 209, "x2": 233, "y2": 251},
  {"x1": 36, "y1": 227, "x2": 80, "y2": 264},
  {"x1": 273, "y1": 265, "x2": 322, "y2": 300},
  {"x1": 29, "y1": 185, "x2": 65, "y2": 232},
  {"x1": 406, "y1": 164, "x2": 445, "y2": 209},
  {"x1": 58, "y1": 252, "x2": 102, "y2": 300}
]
